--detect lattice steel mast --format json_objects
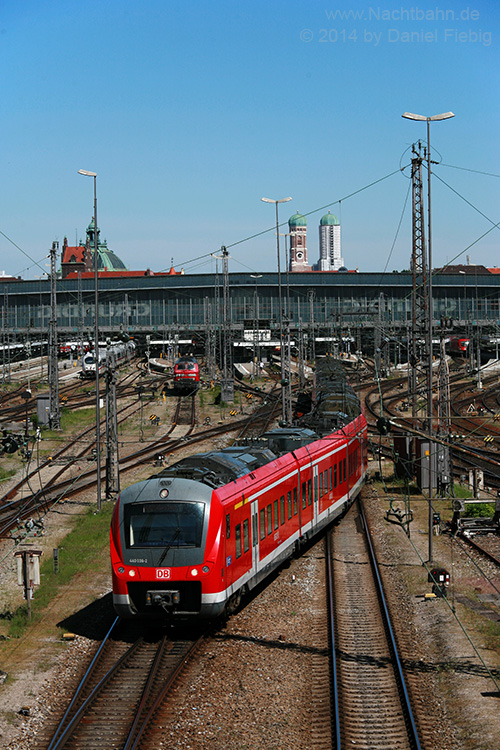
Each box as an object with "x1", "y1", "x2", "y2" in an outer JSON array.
[
  {"x1": 436, "y1": 337, "x2": 453, "y2": 496},
  {"x1": 204, "y1": 296, "x2": 216, "y2": 382},
  {"x1": 48, "y1": 241, "x2": 61, "y2": 429},
  {"x1": 105, "y1": 345, "x2": 120, "y2": 499},
  {"x1": 219, "y1": 246, "x2": 234, "y2": 402},
  {"x1": 410, "y1": 142, "x2": 428, "y2": 427}
]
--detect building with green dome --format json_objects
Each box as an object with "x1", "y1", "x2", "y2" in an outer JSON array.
[
  {"x1": 287, "y1": 210, "x2": 344, "y2": 272},
  {"x1": 288, "y1": 211, "x2": 307, "y2": 228},
  {"x1": 85, "y1": 218, "x2": 128, "y2": 272},
  {"x1": 318, "y1": 211, "x2": 343, "y2": 271},
  {"x1": 61, "y1": 217, "x2": 128, "y2": 279},
  {"x1": 288, "y1": 211, "x2": 311, "y2": 272}
]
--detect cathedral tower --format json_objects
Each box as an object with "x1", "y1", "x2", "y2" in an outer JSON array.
[{"x1": 289, "y1": 212, "x2": 310, "y2": 272}]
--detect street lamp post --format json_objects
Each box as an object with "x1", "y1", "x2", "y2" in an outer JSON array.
[
  {"x1": 78, "y1": 169, "x2": 101, "y2": 510},
  {"x1": 261, "y1": 196, "x2": 292, "y2": 424},
  {"x1": 402, "y1": 111, "x2": 454, "y2": 562}
]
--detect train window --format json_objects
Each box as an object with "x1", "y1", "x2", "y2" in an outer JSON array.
[
  {"x1": 267, "y1": 504, "x2": 272, "y2": 535},
  {"x1": 319, "y1": 473, "x2": 323, "y2": 497},
  {"x1": 325, "y1": 470, "x2": 329, "y2": 493},
  {"x1": 274, "y1": 499, "x2": 279, "y2": 530},
  {"x1": 343, "y1": 458, "x2": 346, "y2": 482},
  {"x1": 308, "y1": 479, "x2": 312, "y2": 506},
  {"x1": 280, "y1": 495, "x2": 285, "y2": 525},
  {"x1": 334, "y1": 464, "x2": 337, "y2": 488},
  {"x1": 235, "y1": 524, "x2": 242, "y2": 558},
  {"x1": 329, "y1": 467, "x2": 332, "y2": 491},
  {"x1": 339, "y1": 461, "x2": 342, "y2": 484},
  {"x1": 226, "y1": 514, "x2": 230, "y2": 539},
  {"x1": 125, "y1": 501, "x2": 204, "y2": 549},
  {"x1": 287, "y1": 491, "x2": 292, "y2": 520},
  {"x1": 243, "y1": 518, "x2": 250, "y2": 553},
  {"x1": 260, "y1": 508, "x2": 266, "y2": 540},
  {"x1": 301, "y1": 482, "x2": 307, "y2": 509},
  {"x1": 293, "y1": 487, "x2": 298, "y2": 515}
]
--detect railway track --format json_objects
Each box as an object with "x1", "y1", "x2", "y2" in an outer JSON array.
[
  {"x1": 0, "y1": 383, "x2": 282, "y2": 539},
  {"x1": 328, "y1": 500, "x2": 421, "y2": 750},
  {"x1": 0, "y1": 360, "x2": 150, "y2": 426},
  {"x1": 35, "y1": 619, "x2": 204, "y2": 750},
  {"x1": 458, "y1": 531, "x2": 500, "y2": 569},
  {"x1": 362, "y1": 365, "x2": 500, "y2": 491}
]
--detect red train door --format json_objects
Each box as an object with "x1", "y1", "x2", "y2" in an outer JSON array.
[
  {"x1": 224, "y1": 512, "x2": 233, "y2": 590},
  {"x1": 313, "y1": 465, "x2": 319, "y2": 524},
  {"x1": 251, "y1": 500, "x2": 259, "y2": 572}
]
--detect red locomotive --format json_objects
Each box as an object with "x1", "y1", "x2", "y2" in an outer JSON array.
[
  {"x1": 448, "y1": 336, "x2": 469, "y2": 355},
  {"x1": 110, "y1": 409, "x2": 367, "y2": 623},
  {"x1": 173, "y1": 355, "x2": 200, "y2": 393}
]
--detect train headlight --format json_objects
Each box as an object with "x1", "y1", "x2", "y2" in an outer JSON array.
[
  {"x1": 190, "y1": 568, "x2": 198, "y2": 577},
  {"x1": 118, "y1": 566, "x2": 125, "y2": 574},
  {"x1": 128, "y1": 569, "x2": 136, "y2": 577},
  {"x1": 202, "y1": 565, "x2": 210, "y2": 574}
]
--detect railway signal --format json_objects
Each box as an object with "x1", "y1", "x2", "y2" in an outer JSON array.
[{"x1": 14, "y1": 549, "x2": 42, "y2": 619}]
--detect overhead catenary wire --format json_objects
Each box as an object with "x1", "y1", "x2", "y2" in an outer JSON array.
[{"x1": 155, "y1": 167, "x2": 404, "y2": 274}]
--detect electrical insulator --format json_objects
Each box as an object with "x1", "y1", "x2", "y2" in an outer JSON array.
[{"x1": 2, "y1": 435, "x2": 19, "y2": 454}]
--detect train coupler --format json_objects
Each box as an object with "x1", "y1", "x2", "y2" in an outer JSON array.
[{"x1": 146, "y1": 589, "x2": 180, "y2": 608}]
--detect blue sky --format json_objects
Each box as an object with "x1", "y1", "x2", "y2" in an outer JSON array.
[{"x1": 0, "y1": 0, "x2": 498, "y2": 278}]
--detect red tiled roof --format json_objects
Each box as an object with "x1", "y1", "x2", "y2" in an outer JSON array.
[{"x1": 61, "y1": 245, "x2": 86, "y2": 264}]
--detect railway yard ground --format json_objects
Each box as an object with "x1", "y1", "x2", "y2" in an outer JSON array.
[{"x1": 1, "y1": 359, "x2": 500, "y2": 748}]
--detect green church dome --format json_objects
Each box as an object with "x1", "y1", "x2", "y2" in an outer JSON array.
[
  {"x1": 289, "y1": 211, "x2": 307, "y2": 227},
  {"x1": 320, "y1": 211, "x2": 340, "y2": 226},
  {"x1": 85, "y1": 218, "x2": 128, "y2": 271}
]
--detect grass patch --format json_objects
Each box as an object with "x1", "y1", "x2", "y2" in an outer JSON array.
[
  {"x1": 0, "y1": 709, "x2": 20, "y2": 726},
  {"x1": 40, "y1": 406, "x2": 96, "y2": 440},
  {"x1": 480, "y1": 619, "x2": 500, "y2": 652},
  {"x1": 453, "y1": 484, "x2": 473, "y2": 498},
  {"x1": 6, "y1": 502, "x2": 114, "y2": 638},
  {"x1": 0, "y1": 466, "x2": 16, "y2": 482}
]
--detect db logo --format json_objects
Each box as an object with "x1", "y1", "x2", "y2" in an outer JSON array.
[{"x1": 156, "y1": 569, "x2": 171, "y2": 579}]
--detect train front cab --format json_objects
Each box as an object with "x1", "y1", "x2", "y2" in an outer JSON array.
[
  {"x1": 111, "y1": 478, "x2": 227, "y2": 621},
  {"x1": 111, "y1": 418, "x2": 367, "y2": 622},
  {"x1": 173, "y1": 357, "x2": 200, "y2": 392}
]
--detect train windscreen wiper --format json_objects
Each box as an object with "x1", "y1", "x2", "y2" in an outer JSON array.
[{"x1": 157, "y1": 527, "x2": 181, "y2": 566}]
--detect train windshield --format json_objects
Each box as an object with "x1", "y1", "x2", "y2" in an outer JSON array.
[{"x1": 125, "y1": 501, "x2": 205, "y2": 549}]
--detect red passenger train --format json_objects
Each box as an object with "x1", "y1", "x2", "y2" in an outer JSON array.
[
  {"x1": 110, "y1": 401, "x2": 367, "y2": 623},
  {"x1": 173, "y1": 355, "x2": 200, "y2": 393},
  {"x1": 448, "y1": 336, "x2": 469, "y2": 355}
]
